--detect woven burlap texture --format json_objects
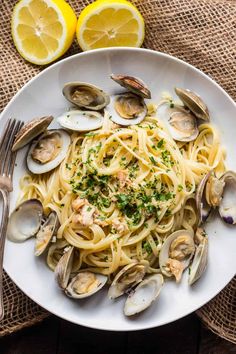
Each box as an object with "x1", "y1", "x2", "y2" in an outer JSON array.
[{"x1": 0, "y1": 0, "x2": 235, "y2": 340}]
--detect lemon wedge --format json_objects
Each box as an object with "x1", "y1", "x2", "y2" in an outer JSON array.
[
  {"x1": 11, "y1": 0, "x2": 77, "y2": 65},
  {"x1": 76, "y1": 0, "x2": 145, "y2": 51}
]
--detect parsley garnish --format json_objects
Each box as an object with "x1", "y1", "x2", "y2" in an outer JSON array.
[
  {"x1": 143, "y1": 241, "x2": 152, "y2": 255},
  {"x1": 157, "y1": 139, "x2": 165, "y2": 149}
]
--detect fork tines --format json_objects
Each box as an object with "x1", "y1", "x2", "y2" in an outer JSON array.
[{"x1": 0, "y1": 119, "x2": 24, "y2": 178}]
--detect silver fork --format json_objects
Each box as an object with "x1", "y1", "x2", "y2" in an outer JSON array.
[{"x1": 0, "y1": 118, "x2": 24, "y2": 320}]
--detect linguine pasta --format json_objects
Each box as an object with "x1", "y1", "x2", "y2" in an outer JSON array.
[{"x1": 18, "y1": 111, "x2": 226, "y2": 276}]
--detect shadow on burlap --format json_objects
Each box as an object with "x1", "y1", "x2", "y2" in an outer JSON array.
[{"x1": 0, "y1": 0, "x2": 235, "y2": 341}]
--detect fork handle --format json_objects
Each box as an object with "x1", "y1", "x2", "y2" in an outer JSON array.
[{"x1": 0, "y1": 189, "x2": 9, "y2": 321}]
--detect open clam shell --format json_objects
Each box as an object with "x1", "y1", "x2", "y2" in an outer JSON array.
[
  {"x1": 7, "y1": 199, "x2": 43, "y2": 242},
  {"x1": 175, "y1": 87, "x2": 210, "y2": 121},
  {"x1": 110, "y1": 74, "x2": 151, "y2": 99},
  {"x1": 65, "y1": 271, "x2": 107, "y2": 299},
  {"x1": 219, "y1": 171, "x2": 236, "y2": 224},
  {"x1": 27, "y1": 129, "x2": 71, "y2": 174},
  {"x1": 124, "y1": 274, "x2": 164, "y2": 316},
  {"x1": 108, "y1": 261, "x2": 148, "y2": 299},
  {"x1": 107, "y1": 93, "x2": 147, "y2": 126},
  {"x1": 57, "y1": 110, "x2": 103, "y2": 131},
  {"x1": 189, "y1": 228, "x2": 208, "y2": 285},
  {"x1": 47, "y1": 240, "x2": 69, "y2": 271},
  {"x1": 159, "y1": 230, "x2": 195, "y2": 282},
  {"x1": 55, "y1": 246, "x2": 74, "y2": 289},
  {"x1": 196, "y1": 171, "x2": 213, "y2": 224},
  {"x1": 12, "y1": 116, "x2": 53, "y2": 151},
  {"x1": 196, "y1": 171, "x2": 225, "y2": 224},
  {"x1": 63, "y1": 82, "x2": 110, "y2": 110},
  {"x1": 157, "y1": 103, "x2": 198, "y2": 142},
  {"x1": 35, "y1": 211, "x2": 59, "y2": 256}
]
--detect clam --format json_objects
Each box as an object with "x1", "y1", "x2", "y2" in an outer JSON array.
[
  {"x1": 7, "y1": 199, "x2": 43, "y2": 242},
  {"x1": 110, "y1": 74, "x2": 151, "y2": 99},
  {"x1": 189, "y1": 228, "x2": 208, "y2": 285},
  {"x1": 47, "y1": 240, "x2": 69, "y2": 271},
  {"x1": 218, "y1": 171, "x2": 236, "y2": 224},
  {"x1": 35, "y1": 211, "x2": 59, "y2": 256},
  {"x1": 63, "y1": 82, "x2": 110, "y2": 110},
  {"x1": 65, "y1": 271, "x2": 107, "y2": 299},
  {"x1": 27, "y1": 129, "x2": 71, "y2": 174},
  {"x1": 55, "y1": 246, "x2": 74, "y2": 289},
  {"x1": 157, "y1": 104, "x2": 198, "y2": 142},
  {"x1": 175, "y1": 87, "x2": 210, "y2": 121},
  {"x1": 124, "y1": 274, "x2": 164, "y2": 316},
  {"x1": 108, "y1": 261, "x2": 148, "y2": 299},
  {"x1": 107, "y1": 94, "x2": 147, "y2": 126},
  {"x1": 57, "y1": 110, "x2": 103, "y2": 131},
  {"x1": 159, "y1": 230, "x2": 195, "y2": 282},
  {"x1": 12, "y1": 116, "x2": 53, "y2": 151},
  {"x1": 196, "y1": 171, "x2": 225, "y2": 224},
  {"x1": 108, "y1": 74, "x2": 150, "y2": 126}
]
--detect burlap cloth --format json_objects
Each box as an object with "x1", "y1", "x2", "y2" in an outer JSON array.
[{"x1": 0, "y1": 0, "x2": 235, "y2": 341}]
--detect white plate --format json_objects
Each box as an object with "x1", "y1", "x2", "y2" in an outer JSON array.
[{"x1": 2, "y1": 48, "x2": 236, "y2": 331}]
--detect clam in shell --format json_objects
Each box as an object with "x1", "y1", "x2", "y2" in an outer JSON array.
[
  {"x1": 7, "y1": 199, "x2": 43, "y2": 243},
  {"x1": 108, "y1": 261, "x2": 148, "y2": 299},
  {"x1": 196, "y1": 171, "x2": 224, "y2": 224},
  {"x1": 157, "y1": 104, "x2": 198, "y2": 142},
  {"x1": 55, "y1": 246, "x2": 74, "y2": 289},
  {"x1": 63, "y1": 82, "x2": 110, "y2": 111},
  {"x1": 65, "y1": 271, "x2": 107, "y2": 299},
  {"x1": 175, "y1": 87, "x2": 210, "y2": 121},
  {"x1": 159, "y1": 230, "x2": 195, "y2": 282},
  {"x1": 218, "y1": 171, "x2": 236, "y2": 224},
  {"x1": 108, "y1": 93, "x2": 147, "y2": 126},
  {"x1": 27, "y1": 129, "x2": 71, "y2": 174},
  {"x1": 12, "y1": 116, "x2": 53, "y2": 151},
  {"x1": 124, "y1": 274, "x2": 164, "y2": 316},
  {"x1": 47, "y1": 240, "x2": 69, "y2": 271},
  {"x1": 34, "y1": 211, "x2": 59, "y2": 256},
  {"x1": 189, "y1": 228, "x2": 208, "y2": 285}
]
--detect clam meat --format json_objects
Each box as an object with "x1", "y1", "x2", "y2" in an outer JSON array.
[
  {"x1": 175, "y1": 87, "x2": 210, "y2": 121},
  {"x1": 107, "y1": 93, "x2": 147, "y2": 126},
  {"x1": 108, "y1": 261, "x2": 148, "y2": 299},
  {"x1": 35, "y1": 211, "x2": 59, "y2": 256},
  {"x1": 12, "y1": 116, "x2": 53, "y2": 151},
  {"x1": 65, "y1": 271, "x2": 107, "y2": 299},
  {"x1": 159, "y1": 230, "x2": 195, "y2": 282},
  {"x1": 124, "y1": 274, "x2": 164, "y2": 316},
  {"x1": 110, "y1": 74, "x2": 151, "y2": 99},
  {"x1": 57, "y1": 110, "x2": 103, "y2": 131},
  {"x1": 63, "y1": 82, "x2": 110, "y2": 110},
  {"x1": 7, "y1": 199, "x2": 43, "y2": 242},
  {"x1": 27, "y1": 129, "x2": 71, "y2": 174}
]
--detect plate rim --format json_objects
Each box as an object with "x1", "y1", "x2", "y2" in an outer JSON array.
[{"x1": 2, "y1": 47, "x2": 236, "y2": 331}]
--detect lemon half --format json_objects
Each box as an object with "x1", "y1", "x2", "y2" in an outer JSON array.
[
  {"x1": 76, "y1": 0, "x2": 145, "y2": 51},
  {"x1": 12, "y1": 0, "x2": 77, "y2": 65}
]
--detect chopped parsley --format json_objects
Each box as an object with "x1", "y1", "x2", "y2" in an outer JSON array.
[
  {"x1": 85, "y1": 132, "x2": 97, "y2": 137},
  {"x1": 149, "y1": 156, "x2": 157, "y2": 165},
  {"x1": 142, "y1": 241, "x2": 152, "y2": 255},
  {"x1": 157, "y1": 139, "x2": 165, "y2": 149}
]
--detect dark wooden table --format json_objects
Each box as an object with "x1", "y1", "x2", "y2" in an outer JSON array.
[{"x1": 0, "y1": 313, "x2": 235, "y2": 353}]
